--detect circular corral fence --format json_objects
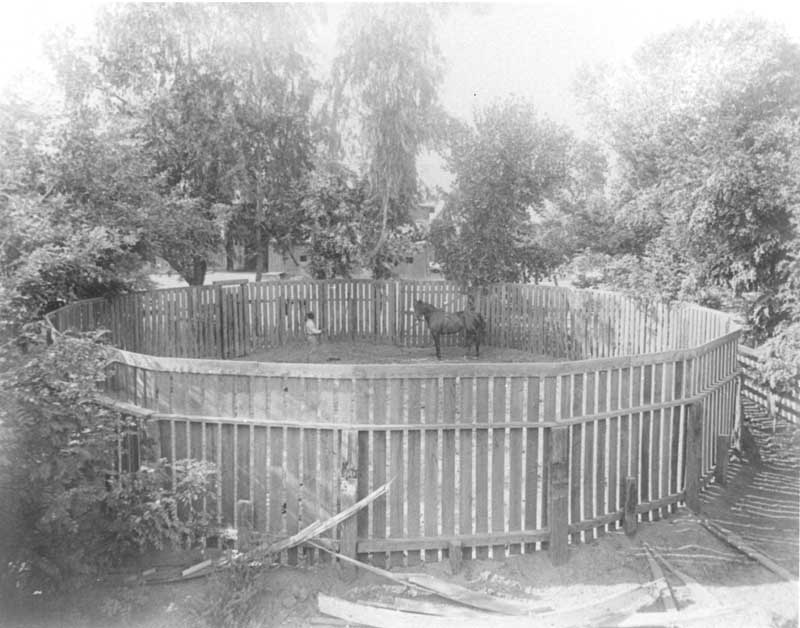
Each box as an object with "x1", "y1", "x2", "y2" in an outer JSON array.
[{"x1": 47, "y1": 279, "x2": 740, "y2": 566}]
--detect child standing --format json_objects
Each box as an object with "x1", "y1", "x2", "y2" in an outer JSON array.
[
  {"x1": 305, "y1": 312, "x2": 323, "y2": 362},
  {"x1": 305, "y1": 312, "x2": 323, "y2": 344}
]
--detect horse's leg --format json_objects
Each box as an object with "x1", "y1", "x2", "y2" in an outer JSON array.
[{"x1": 434, "y1": 332, "x2": 441, "y2": 359}]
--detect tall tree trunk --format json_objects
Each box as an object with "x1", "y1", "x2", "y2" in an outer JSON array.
[
  {"x1": 367, "y1": 189, "x2": 390, "y2": 272},
  {"x1": 254, "y1": 181, "x2": 264, "y2": 282},
  {"x1": 188, "y1": 257, "x2": 207, "y2": 286},
  {"x1": 225, "y1": 228, "x2": 235, "y2": 271}
]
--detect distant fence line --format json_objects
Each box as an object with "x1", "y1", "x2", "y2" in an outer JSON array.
[
  {"x1": 738, "y1": 345, "x2": 800, "y2": 426},
  {"x1": 47, "y1": 279, "x2": 742, "y2": 566},
  {"x1": 49, "y1": 279, "x2": 734, "y2": 360}
]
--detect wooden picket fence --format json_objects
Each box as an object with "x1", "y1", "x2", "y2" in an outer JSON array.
[
  {"x1": 47, "y1": 280, "x2": 741, "y2": 565},
  {"x1": 47, "y1": 280, "x2": 735, "y2": 361},
  {"x1": 739, "y1": 345, "x2": 800, "y2": 425}
]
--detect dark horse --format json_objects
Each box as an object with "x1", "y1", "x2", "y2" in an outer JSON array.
[{"x1": 413, "y1": 299, "x2": 486, "y2": 360}]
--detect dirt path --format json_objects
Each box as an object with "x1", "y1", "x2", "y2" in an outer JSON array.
[{"x1": 699, "y1": 399, "x2": 800, "y2": 579}]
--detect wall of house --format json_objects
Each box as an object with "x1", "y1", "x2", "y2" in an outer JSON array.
[
  {"x1": 393, "y1": 244, "x2": 435, "y2": 279},
  {"x1": 268, "y1": 244, "x2": 311, "y2": 276}
]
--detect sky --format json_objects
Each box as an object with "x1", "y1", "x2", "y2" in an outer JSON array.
[{"x1": 2, "y1": 1, "x2": 799, "y2": 187}]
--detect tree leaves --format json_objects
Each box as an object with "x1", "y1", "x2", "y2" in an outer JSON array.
[
  {"x1": 432, "y1": 97, "x2": 577, "y2": 288},
  {"x1": 331, "y1": 5, "x2": 446, "y2": 265},
  {"x1": 575, "y1": 17, "x2": 800, "y2": 333}
]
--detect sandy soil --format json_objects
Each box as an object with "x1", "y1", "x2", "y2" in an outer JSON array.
[{"x1": 240, "y1": 338, "x2": 559, "y2": 364}]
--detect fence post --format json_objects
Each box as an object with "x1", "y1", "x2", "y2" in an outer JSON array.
[
  {"x1": 622, "y1": 476, "x2": 638, "y2": 536},
  {"x1": 236, "y1": 500, "x2": 253, "y2": 551},
  {"x1": 277, "y1": 295, "x2": 285, "y2": 347},
  {"x1": 448, "y1": 540, "x2": 463, "y2": 574},
  {"x1": 714, "y1": 434, "x2": 730, "y2": 486},
  {"x1": 320, "y1": 284, "x2": 328, "y2": 339},
  {"x1": 185, "y1": 288, "x2": 194, "y2": 357},
  {"x1": 239, "y1": 281, "x2": 250, "y2": 355},
  {"x1": 547, "y1": 425, "x2": 569, "y2": 566},
  {"x1": 350, "y1": 294, "x2": 358, "y2": 342},
  {"x1": 397, "y1": 282, "x2": 405, "y2": 345},
  {"x1": 215, "y1": 283, "x2": 225, "y2": 359},
  {"x1": 339, "y1": 430, "x2": 359, "y2": 574},
  {"x1": 684, "y1": 402, "x2": 703, "y2": 513},
  {"x1": 133, "y1": 295, "x2": 140, "y2": 352}
]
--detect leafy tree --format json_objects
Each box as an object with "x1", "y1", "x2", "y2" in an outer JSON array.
[
  {"x1": 300, "y1": 163, "x2": 367, "y2": 279},
  {"x1": 221, "y1": 4, "x2": 317, "y2": 279},
  {"x1": 0, "y1": 95, "x2": 149, "y2": 324},
  {"x1": 430, "y1": 98, "x2": 574, "y2": 288},
  {"x1": 575, "y1": 18, "x2": 800, "y2": 330},
  {"x1": 93, "y1": 4, "x2": 317, "y2": 283},
  {"x1": 298, "y1": 162, "x2": 426, "y2": 279},
  {"x1": 0, "y1": 332, "x2": 215, "y2": 594},
  {"x1": 330, "y1": 5, "x2": 446, "y2": 273}
]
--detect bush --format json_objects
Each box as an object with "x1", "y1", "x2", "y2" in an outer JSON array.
[
  {"x1": 191, "y1": 557, "x2": 268, "y2": 628},
  {"x1": 0, "y1": 330, "x2": 215, "y2": 596}
]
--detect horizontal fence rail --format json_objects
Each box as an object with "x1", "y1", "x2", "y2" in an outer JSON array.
[{"x1": 46, "y1": 280, "x2": 742, "y2": 565}]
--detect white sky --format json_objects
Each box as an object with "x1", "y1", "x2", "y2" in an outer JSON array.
[{"x1": 2, "y1": 1, "x2": 799, "y2": 187}]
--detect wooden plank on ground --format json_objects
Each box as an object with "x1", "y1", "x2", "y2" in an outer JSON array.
[
  {"x1": 642, "y1": 544, "x2": 677, "y2": 611},
  {"x1": 644, "y1": 542, "x2": 721, "y2": 609},
  {"x1": 617, "y1": 604, "x2": 763, "y2": 628},
  {"x1": 699, "y1": 517, "x2": 796, "y2": 582},
  {"x1": 318, "y1": 595, "x2": 513, "y2": 628},
  {"x1": 399, "y1": 574, "x2": 532, "y2": 615},
  {"x1": 318, "y1": 581, "x2": 662, "y2": 628},
  {"x1": 391, "y1": 597, "x2": 498, "y2": 619}
]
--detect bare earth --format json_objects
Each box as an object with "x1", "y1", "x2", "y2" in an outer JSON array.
[
  {"x1": 239, "y1": 339, "x2": 560, "y2": 364},
  {"x1": 4, "y1": 400, "x2": 798, "y2": 628}
]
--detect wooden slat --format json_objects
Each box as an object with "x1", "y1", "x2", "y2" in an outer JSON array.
[
  {"x1": 220, "y1": 423, "x2": 235, "y2": 526},
  {"x1": 491, "y1": 376, "x2": 506, "y2": 558},
  {"x1": 285, "y1": 425, "x2": 301, "y2": 565},
  {"x1": 355, "y1": 379, "x2": 370, "y2": 563},
  {"x1": 582, "y1": 373, "x2": 596, "y2": 541},
  {"x1": 459, "y1": 376, "x2": 474, "y2": 561},
  {"x1": 406, "y1": 378, "x2": 422, "y2": 566},
  {"x1": 441, "y1": 378, "x2": 457, "y2": 552},
  {"x1": 371, "y1": 379, "x2": 388, "y2": 568},
  {"x1": 508, "y1": 377, "x2": 524, "y2": 555},
  {"x1": 389, "y1": 378, "x2": 404, "y2": 567},
  {"x1": 268, "y1": 422, "x2": 285, "y2": 556},
  {"x1": 474, "y1": 377, "x2": 489, "y2": 559},
  {"x1": 206, "y1": 422, "x2": 219, "y2": 524}
]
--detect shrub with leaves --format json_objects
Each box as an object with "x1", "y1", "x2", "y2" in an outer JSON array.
[
  {"x1": 191, "y1": 557, "x2": 268, "y2": 628},
  {"x1": 0, "y1": 331, "x2": 215, "y2": 595}
]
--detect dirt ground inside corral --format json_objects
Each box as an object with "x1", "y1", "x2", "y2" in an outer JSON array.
[
  {"x1": 238, "y1": 338, "x2": 561, "y2": 364},
  {"x1": 4, "y1": 403, "x2": 798, "y2": 628}
]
